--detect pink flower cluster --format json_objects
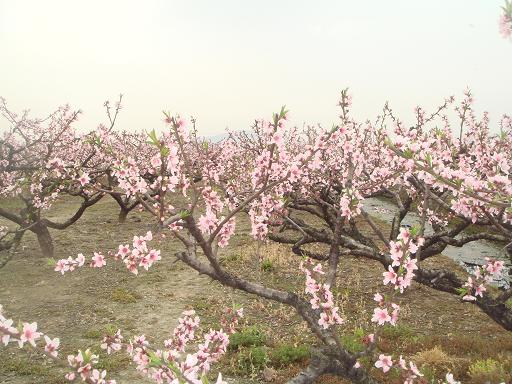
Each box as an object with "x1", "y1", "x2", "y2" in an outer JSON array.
[
  {"x1": 112, "y1": 157, "x2": 150, "y2": 196},
  {"x1": 0, "y1": 304, "x2": 58, "y2": 354},
  {"x1": 46, "y1": 157, "x2": 66, "y2": 177},
  {"x1": 374, "y1": 354, "x2": 423, "y2": 383},
  {"x1": 339, "y1": 188, "x2": 362, "y2": 219},
  {"x1": 368, "y1": 229, "x2": 434, "y2": 379},
  {"x1": 111, "y1": 310, "x2": 231, "y2": 384},
  {"x1": 163, "y1": 310, "x2": 200, "y2": 352},
  {"x1": 217, "y1": 218, "x2": 236, "y2": 248},
  {"x1": 300, "y1": 260, "x2": 344, "y2": 329},
  {"x1": 1, "y1": 305, "x2": 119, "y2": 383},
  {"x1": 462, "y1": 257, "x2": 505, "y2": 301},
  {"x1": 384, "y1": 228, "x2": 422, "y2": 293},
  {"x1": 249, "y1": 194, "x2": 283, "y2": 240},
  {"x1": 198, "y1": 210, "x2": 219, "y2": 235},
  {"x1": 66, "y1": 349, "x2": 116, "y2": 383},
  {"x1": 197, "y1": 187, "x2": 236, "y2": 247},
  {"x1": 55, "y1": 253, "x2": 86, "y2": 274},
  {"x1": 115, "y1": 232, "x2": 161, "y2": 274},
  {"x1": 101, "y1": 330, "x2": 123, "y2": 354},
  {"x1": 55, "y1": 232, "x2": 161, "y2": 276},
  {"x1": 371, "y1": 293, "x2": 400, "y2": 326}
]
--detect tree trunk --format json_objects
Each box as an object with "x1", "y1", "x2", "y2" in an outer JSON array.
[
  {"x1": 118, "y1": 208, "x2": 129, "y2": 223},
  {"x1": 31, "y1": 224, "x2": 54, "y2": 258}
]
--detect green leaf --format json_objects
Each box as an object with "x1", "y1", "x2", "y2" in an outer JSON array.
[
  {"x1": 147, "y1": 129, "x2": 159, "y2": 146},
  {"x1": 166, "y1": 361, "x2": 183, "y2": 381},
  {"x1": 280, "y1": 105, "x2": 288, "y2": 119},
  {"x1": 146, "y1": 350, "x2": 162, "y2": 367},
  {"x1": 82, "y1": 349, "x2": 91, "y2": 364},
  {"x1": 47, "y1": 258, "x2": 56, "y2": 266},
  {"x1": 425, "y1": 153, "x2": 432, "y2": 167},
  {"x1": 455, "y1": 287, "x2": 468, "y2": 297},
  {"x1": 160, "y1": 146, "x2": 170, "y2": 157},
  {"x1": 179, "y1": 210, "x2": 191, "y2": 219},
  {"x1": 272, "y1": 112, "x2": 279, "y2": 126}
]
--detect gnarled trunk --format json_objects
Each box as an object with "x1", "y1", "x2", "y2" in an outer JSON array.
[
  {"x1": 31, "y1": 223, "x2": 54, "y2": 258},
  {"x1": 118, "y1": 208, "x2": 129, "y2": 223}
]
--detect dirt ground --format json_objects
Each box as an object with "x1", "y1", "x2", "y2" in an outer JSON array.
[{"x1": 1, "y1": 196, "x2": 512, "y2": 384}]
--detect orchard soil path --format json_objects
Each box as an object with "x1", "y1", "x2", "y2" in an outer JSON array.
[{"x1": 1, "y1": 196, "x2": 512, "y2": 384}]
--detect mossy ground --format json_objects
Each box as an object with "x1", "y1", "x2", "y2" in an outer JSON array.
[{"x1": 1, "y1": 196, "x2": 511, "y2": 383}]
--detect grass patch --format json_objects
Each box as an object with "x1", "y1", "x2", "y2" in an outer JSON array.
[
  {"x1": 110, "y1": 288, "x2": 141, "y2": 304},
  {"x1": 380, "y1": 324, "x2": 415, "y2": 341},
  {"x1": 235, "y1": 346, "x2": 269, "y2": 375},
  {"x1": 95, "y1": 353, "x2": 132, "y2": 372},
  {"x1": 415, "y1": 333, "x2": 512, "y2": 358},
  {"x1": 229, "y1": 326, "x2": 266, "y2": 350},
  {"x1": 83, "y1": 328, "x2": 103, "y2": 339},
  {"x1": 0, "y1": 356, "x2": 66, "y2": 384},
  {"x1": 340, "y1": 328, "x2": 366, "y2": 353},
  {"x1": 468, "y1": 358, "x2": 510, "y2": 384},
  {"x1": 0, "y1": 357, "x2": 50, "y2": 376},
  {"x1": 270, "y1": 344, "x2": 310, "y2": 367},
  {"x1": 414, "y1": 346, "x2": 454, "y2": 378},
  {"x1": 83, "y1": 322, "x2": 126, "y2": 340},
  {"x1": 261, "y1": 259, "x2": 273, "y2": 272},
  {"x1": 193, "y1": 297, "x2": 210, "y2": 311}
]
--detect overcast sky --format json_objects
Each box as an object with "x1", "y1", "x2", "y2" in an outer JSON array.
[{"x1": 0, "y1": 0, "x2": 510, "y2": 135}]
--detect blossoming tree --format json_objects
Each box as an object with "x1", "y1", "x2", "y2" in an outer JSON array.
[
  {"x1": 0, "y1": 98, "x2": 109, "y2": 260},
  {"x1": 1, "y1": 91, "x2": 510, "y2": 383}
]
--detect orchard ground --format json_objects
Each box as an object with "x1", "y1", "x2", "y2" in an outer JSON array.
[{"x1": 1, "y1": 196, "x2": 511, "y2": 384}]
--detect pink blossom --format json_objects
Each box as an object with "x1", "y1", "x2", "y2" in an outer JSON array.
[
  {"x1": 382, "y1": 266, "x2": 397, "y2": 285},
  {"x1": 499, "y1": 14, "x2": 512, "y2": 38},
  {"x1": 44, "y1": 335, "x2": 60, "y2": 358},
  {"x1": 118, "y1": 245, "x2": 130, "y2": 257},
  {"x1": 475, "y1": 284, "x2": 486, "y2": 297},
  {"x1": 0, "y1": 316, "x2": 16, "y2": 346},
  {"x1": 78, "y1": 173, "x2": 90, "y2": 186},
  {"x1": 371, "y1": 307, "x2": 391, "y2": 325},
  {"x1": 198, "y1": 210, "x2": 219, "y2": 235},
  {"x1": 375, "y1": 354, "x2": 393, "y2": 373},
  {"x1": 18, "y1": 322, "x2": 41, "y2": 347},
  {"x1": 91, "y1": 252, "x2": 106, "y2": 268}
]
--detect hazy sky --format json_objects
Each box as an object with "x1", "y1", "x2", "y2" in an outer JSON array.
[{"x1": 0, "y1": 0, "x2": 510, "y2": 135}]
